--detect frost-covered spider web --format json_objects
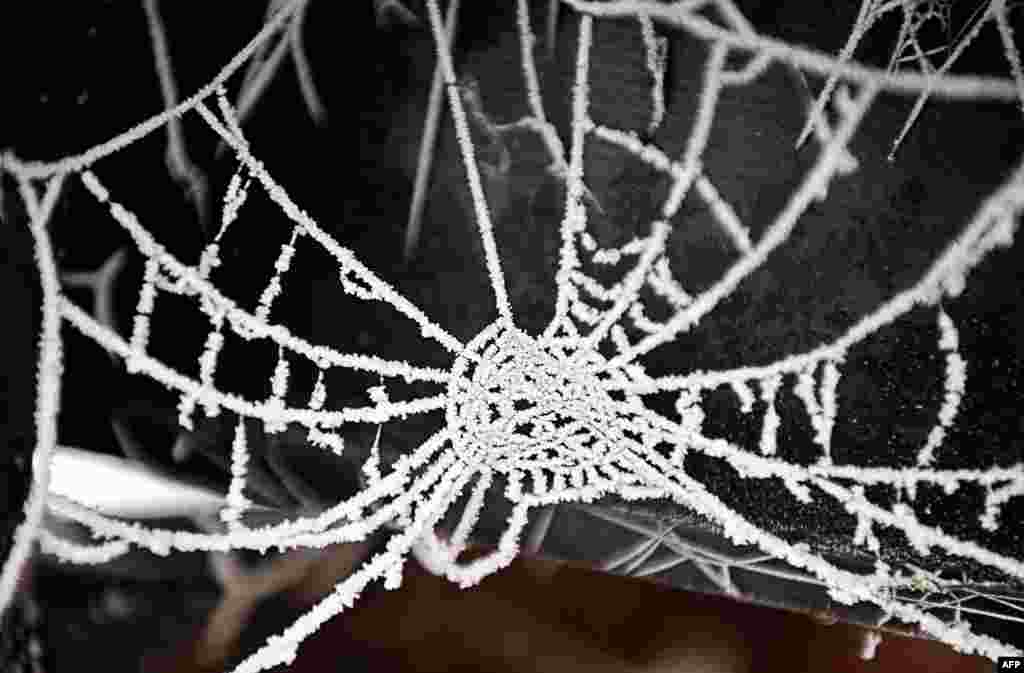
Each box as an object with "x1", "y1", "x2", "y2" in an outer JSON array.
[{"x1": 2, "y1": 0, "x2": 1024, "y2": 670}]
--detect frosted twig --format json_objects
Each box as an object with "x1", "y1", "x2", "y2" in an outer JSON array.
[
  {"x1": 0, "y1": 175, "x2": 65, "y2": 616},
  {"x1": 404, "y1": 0, "x2": 460, "y2": 262},
  {"x1": 886, "y1": 0, "x2": 996, "y2": 160},
  {"x1": 546, "y1": 0, "x2": 560, "y2": 60},
  {"x1": 61, "y1": 248, "x2": 127, "y2": 366},
  {"x1": 141, "y1": 0, "x2": 210, "y2": 235},
  {"x1": 374, "y1": 0, "x2": 419, "y2": 27},
  {"x1": 288, "y1": 0, "x2": 326, "y2": 124}
]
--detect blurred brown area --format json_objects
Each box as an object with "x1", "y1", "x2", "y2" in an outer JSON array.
[{"x1": 143, "y1": 541, "x2": 992, "y2": 673}]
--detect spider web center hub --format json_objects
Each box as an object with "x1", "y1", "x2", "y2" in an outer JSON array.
[{"x1": 447, "y1": 323, "x2": 629, "y2": 481}]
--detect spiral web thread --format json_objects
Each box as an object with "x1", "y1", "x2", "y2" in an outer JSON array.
[{"x1": 2, "y1": 0, "x2": 1024, "y2": 669}]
